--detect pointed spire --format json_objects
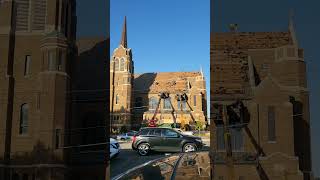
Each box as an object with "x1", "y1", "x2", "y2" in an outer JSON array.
[
  {"x1": 200, "y1": 65, "x2": 204, "y2": 78},
  {"x1": 288, "y1": 8, "x2": 298, "y2": 46},
  {"x1": 120, "y1": 16, "x2": 127, "y2": 48},
  {"x1": 289, "y1": 8, "x2": 294, "y2": 27}
]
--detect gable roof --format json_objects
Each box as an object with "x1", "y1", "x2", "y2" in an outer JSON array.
[
  {"x1": 134, "y1": 72, "x2": 201, "y2": 94},
  {"x1": 211, "y1": 32, "x2": 293, "y2": 50}
]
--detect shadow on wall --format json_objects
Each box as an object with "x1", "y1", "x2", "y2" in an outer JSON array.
[
  {"x1": 290, "y1": 96, "x2": 312, "y2": 175},
  {"x1": 10, "y1": 141, "x2": 63, "y2": 164},
  {"x1": 74, "y1": 39, "x2": 108, "y2": 90},
  {"x1": 67, "y1": 38, "x2": 109, "y2": 177},
  {"x1": 132, "y1": 73, "x2": 157, "y2": 130},
  {"x1": 1, "y1": 141, "x2": 66, "y2": 180}
]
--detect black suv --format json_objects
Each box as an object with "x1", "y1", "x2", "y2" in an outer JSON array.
[{"x1": 132, "y1": 127, "x2": 203, "y2": 156}]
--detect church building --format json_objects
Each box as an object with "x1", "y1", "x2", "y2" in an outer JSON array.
[{"x1": 110, "y1": 17, "x2": 208, "y2": 132}]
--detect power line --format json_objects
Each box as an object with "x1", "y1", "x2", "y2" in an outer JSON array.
[
  {"x1": 59, "y1": 142, "x2": 108, "y2": 149},
  {"x1": 0, "y1": 126, "x2": 109, "y2": 134}
]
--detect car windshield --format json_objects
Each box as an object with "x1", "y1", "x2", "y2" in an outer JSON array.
[
  {"x1": 174, "y1": 153, "x2": 210, "y2": 178},
  {"x1": 114, "y1": 154, "x2": 181, "y2": 180},
  {"x1": 113, "y1": 152, "x2": 211, "y2": 180}
]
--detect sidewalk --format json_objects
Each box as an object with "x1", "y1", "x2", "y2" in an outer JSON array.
[
  {"x1": 118, "y1": 140, "x2": 132, "y2": 150},
  {"x1": 202, "y1": 137, "x2": 210, "y2": 146}
]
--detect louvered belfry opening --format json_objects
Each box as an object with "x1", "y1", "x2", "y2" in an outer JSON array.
[
  {"x1": 15, "y1": 0, "x2": 47, "y2": 31},
  {"x1": 31, "y1": 0, "x2": 46, "y2": 31},
  {"x1": 16, "y1": 0, "x2": 30, "y2": 31}
]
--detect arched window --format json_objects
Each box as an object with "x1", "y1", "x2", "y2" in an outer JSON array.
[
  {"x1": 230, "y1": 128, "x2": 243, "y2": 151},
  {"x1": 115, "y1": 94, "x2": 119, "y2": 104},
  {"x1": 115, "y1": 58, "x2": 119, "y2": 71},
  {"x1": 24, "y1": 55, "x2": 31, "y2": 76},
  {"x1": 120, "y1": 58, "x2": 125, "y2": 71},
  {"x1": 20, "y1": 103, "x2": 29, "y2": 134},
  {"x1": 149, "y1": 97, "x2": 158, "y2": 110},
  {"x1": 163, "y1": 98, "x2": 172, "y2": 110},
  {"x1": 268, "y1": 106, "x2": 276, "y2": 141},
  {"x1": 177, "y1": 100, "x2": 186, "y2": 111}
]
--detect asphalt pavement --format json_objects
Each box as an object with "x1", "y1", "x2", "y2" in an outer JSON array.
[
  {"x1": 110, "y1": 137, "x2": 210, "y2": 179},
  {"x1": 110, "y1": 140, "x2": 164, "y2": 179}
]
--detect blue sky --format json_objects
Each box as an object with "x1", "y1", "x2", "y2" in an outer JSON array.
[
  {"x1": 110, "y1": 0, "x2": 210, "y2": 117},
  {"x1": 76, "y1": 0, "x2": 108, "y2": 37},
  {"x1": 110, "y1": 0, "x2": 210, "y2": 74},
  {"x1": 213, "y1": 0, "x2": 320, "y2": 176}
]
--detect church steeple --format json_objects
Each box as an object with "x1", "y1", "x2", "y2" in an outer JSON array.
[
  {"x1": 288, "y1": 9, "x2": 298, "y2": 46},
  {"x1": 120, "y1": 16, "x2": 127, "y2": 48}
]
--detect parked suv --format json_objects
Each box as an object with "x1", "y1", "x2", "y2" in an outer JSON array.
[{"x1": 132, "y1": 127, "x2": 203, "y2": 156}]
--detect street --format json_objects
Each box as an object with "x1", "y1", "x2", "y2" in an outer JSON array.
[{"x1": 110, "y1": 137, "x2": 210, "y2": 179}]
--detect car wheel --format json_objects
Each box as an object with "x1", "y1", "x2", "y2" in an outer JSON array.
[
  {"x1": 137, "y1": 143, "x2": 150, "y2": 156},
  {"x1": 183, "y1": 143, "x2": 197, "y2": 153}
]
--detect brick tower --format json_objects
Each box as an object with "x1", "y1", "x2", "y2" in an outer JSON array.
[
  {"x1": 110, "y1": 17, "x2": 134, "y2": 132},
  {"x1": 0, "y1": 0, "x2": 77, "y2": 179}
]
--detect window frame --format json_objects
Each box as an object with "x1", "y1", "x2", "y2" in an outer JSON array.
[
  {"x1": 149, "y1": 97, "x2": 158, "y2": 110},
  {"x1": 163, "y1": 98, "x2": 172, "y2": 110},
  {"x1": 115, "y1": 94, "x2": 120, "y2": 105},
  {"x1": 230, "y1": 127, "x2": 244, "y2": 152},
  {"x1": 19, "y1": 103, "x2": 29, "y2": 135},
  {"x1": 177, "y1": 100, "x2": 187, "y2": 111},
  {"x1": 267, "y1": 106, "x2": 276, "y2": 142},
  {"x1": 114, "y1": 58, "x2": 120, "y2": 71},
  {"x1": 24, "y1": 55, "x2": 31, "y2": 76},
  {"x1": 120, "y1": 58, "x2": 125, "y2": 71}
]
